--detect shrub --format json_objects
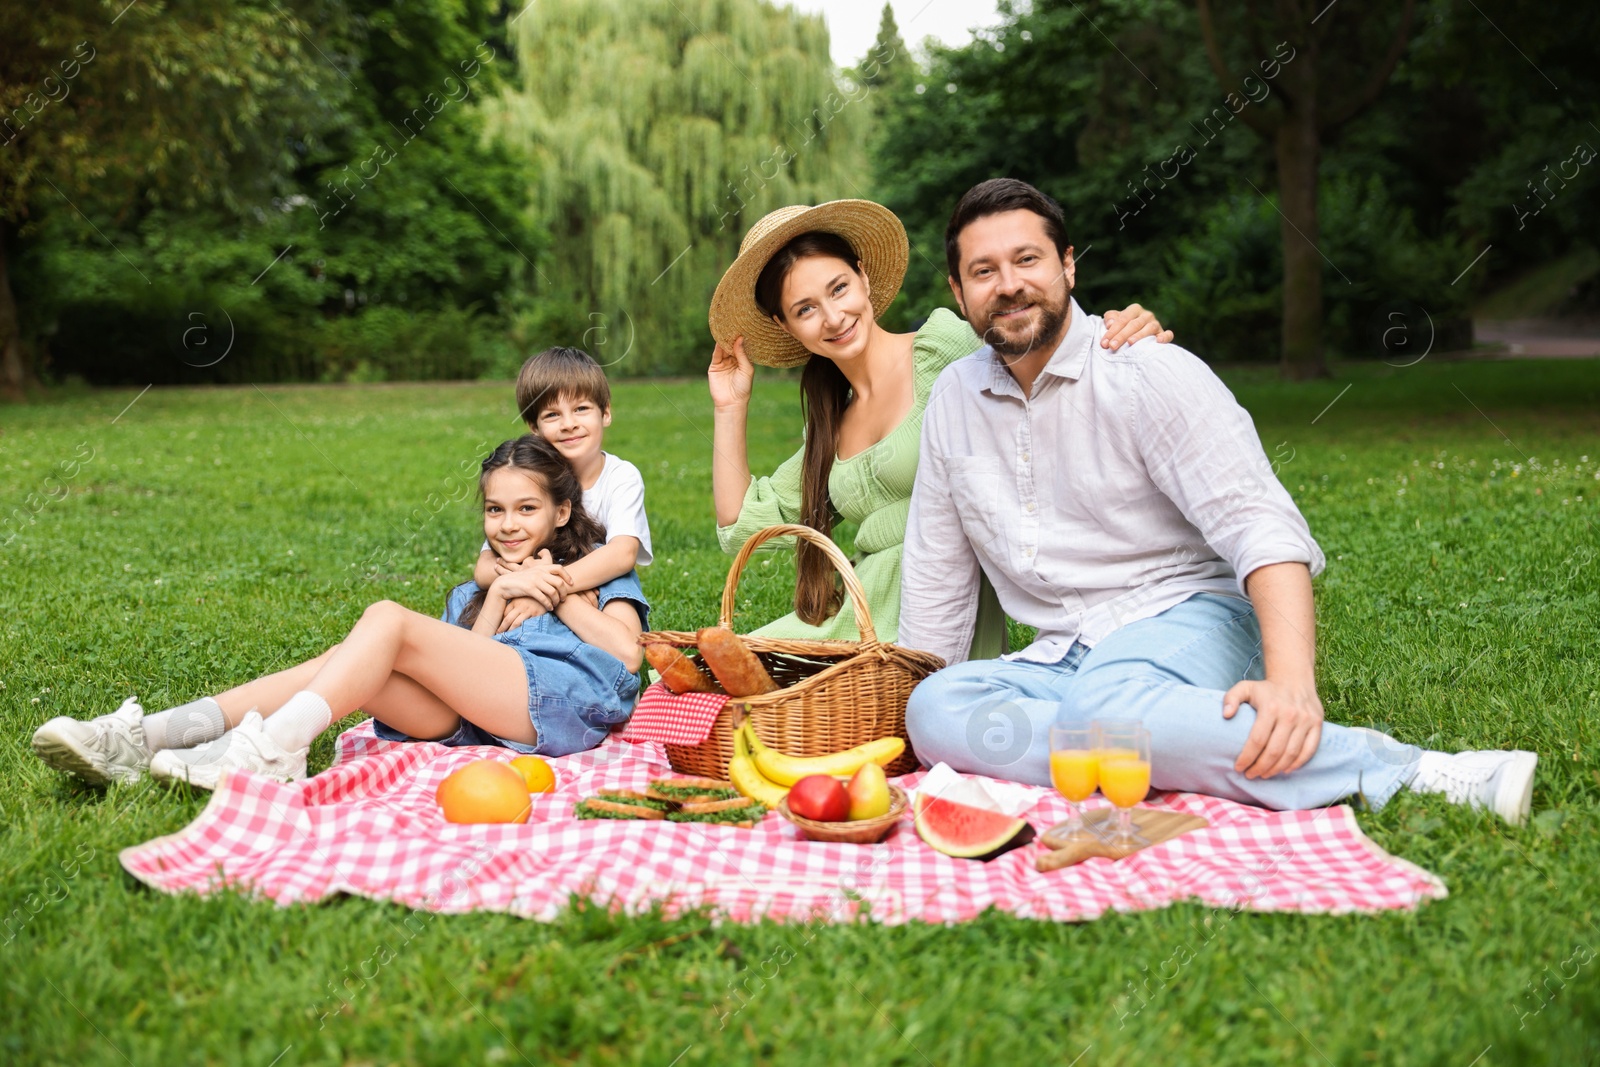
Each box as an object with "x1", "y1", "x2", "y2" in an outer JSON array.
[
  {"x1": 314, "y1": 306, "x2": 488, "y2": 382},
  {"x1": 1152, "y1": 176, "x2": 1471, "y2": 362}
]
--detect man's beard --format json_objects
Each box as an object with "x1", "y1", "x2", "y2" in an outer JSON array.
[{"x1": 977, "y1": 285, "x2": 1070, "y2": 358}]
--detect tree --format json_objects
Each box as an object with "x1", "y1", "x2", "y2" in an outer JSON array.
[
  {"x1": 856, "y1": 7, "x2": 915, "y2": 167},
  {"x1": 872, "y1": 0, "x2": 1591, "y2": 365},
  {"x1": 0, "y1": 0, "x2": 341, "y2": 399},
  {"x1": 870, "y1": 1, "x2": 1226, "y2": 328},
  {"x1": 6, "y1": 0, "x2": 538, "y2": 389},
  {"x1": 860, "y1": 4, "x2": 912, "y2": 92},
  {"x1": 483, "y1": 0, "x2": 872, "y2": 374},
  {"x1": 1405, "y1": 0, "x2": 1600, "y2": 282},
  {"x1": 1195, "y1": 0, "x2": 1417, "y2": 380}
]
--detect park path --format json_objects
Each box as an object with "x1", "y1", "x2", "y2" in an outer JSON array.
[{"x1": 1473, "y1": 318, "x2": 1600, "y2": 358}]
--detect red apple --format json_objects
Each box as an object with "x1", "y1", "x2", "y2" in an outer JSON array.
[{"x1": 787, "y1": 774, "x2": 850, "y2": 822}]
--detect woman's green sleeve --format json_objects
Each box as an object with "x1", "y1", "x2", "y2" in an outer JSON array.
[{"x1": 716, "y1": 442, "x2": 807, "y2": 556}]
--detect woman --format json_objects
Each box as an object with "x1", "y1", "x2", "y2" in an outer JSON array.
[{"x1": 706, "y1": 201, "x2": 1172, "y2": 657}]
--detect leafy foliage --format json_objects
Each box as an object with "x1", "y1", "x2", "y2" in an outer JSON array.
[
  {"x1": 871, "y1": 0, "x2": 1598, "y2": 361},
  {"x1": 0, "y1": 0, "x2": 342, "y2": 219},
  {"x1": 1154, "y1": 176, "x2": 1472, "y2": 360},
  {"x1": 8, "y1": 0, "x2": 538, "y2": 387},
  {"x1": 4, "y1": 0, "x2": 1599, "y2": 388},
  {"x1": 481, "y1": 0, "x2": 873, "y2": 374}
]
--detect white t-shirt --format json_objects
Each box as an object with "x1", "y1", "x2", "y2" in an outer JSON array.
[{"x1": 481, "y1": 451, "x2": 653, "y2": 567}]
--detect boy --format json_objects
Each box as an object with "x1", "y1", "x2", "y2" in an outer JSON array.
[{"x1": 476, "y1": 347, "x2": 652, "y2": 629}]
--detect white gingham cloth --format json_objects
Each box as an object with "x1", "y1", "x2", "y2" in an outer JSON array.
[{"x1": 118, "y1": 721, "x2": 1446, "y2": 923}]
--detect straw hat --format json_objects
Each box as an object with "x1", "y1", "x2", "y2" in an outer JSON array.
[{"x1": 708, "y1": 200, "x2": 909, "y2": 369}]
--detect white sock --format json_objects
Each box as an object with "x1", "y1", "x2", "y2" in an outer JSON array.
[
  {"x1": 141, "y1": 698, "x2": 228, "y2": 754},
  {"x1": 262, "y1": 691, "x2": 333, "y2": 752}
]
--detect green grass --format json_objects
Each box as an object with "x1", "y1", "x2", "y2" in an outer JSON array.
[
  {"x1": 2, "y1": 360, "x2": 1599, "y2": 1065},
  {"x1": 1473, "y1": 247, "x2": 1600, "y2": 319}
]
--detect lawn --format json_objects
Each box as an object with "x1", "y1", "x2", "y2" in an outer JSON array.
[{"x1": 2, "y1": 359, "x2": 1598, "y2": 1066}]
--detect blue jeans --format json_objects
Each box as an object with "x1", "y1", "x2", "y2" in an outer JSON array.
[
  {"x1": 373, "y1": 716, "x2": 540, "y2": 754},
  {"x1": 905, "y1": 594, "x2": 1420, "y2": 810},
  {"x1": 372, "y1": 641, "x2": 640, "y2": 759}
]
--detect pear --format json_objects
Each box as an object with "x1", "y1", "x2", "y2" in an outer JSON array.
[{"x1": 846, "y1": 762, "x2": 892, "y2": 821}]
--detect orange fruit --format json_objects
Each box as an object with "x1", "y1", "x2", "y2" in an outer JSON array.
[
  {"x1": 436, "y1": 760, "x2": 533, "y2": 824},
  {"x1": 509, "y1": 755, "x2": 556, "y2": 793}
]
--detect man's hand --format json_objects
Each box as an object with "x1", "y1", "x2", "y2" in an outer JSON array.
[{"x1": 1222, "y1": 678, "x2": 1324, "y2": 779}]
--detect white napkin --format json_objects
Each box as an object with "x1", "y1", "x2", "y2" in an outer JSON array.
[{"x1": 911, "y1": 762, "x2": 1042, "y2": 818}]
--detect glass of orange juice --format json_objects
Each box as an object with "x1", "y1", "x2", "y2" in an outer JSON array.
[
  {"x1": 1093, "y1": 723, "x2": 1151, "y2": 847},
  {"x1": 1048, "y1": 725, "x2": 1099, "y2": 839}
]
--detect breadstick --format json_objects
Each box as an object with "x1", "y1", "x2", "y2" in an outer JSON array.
[
  {"x1": 1035, "y1": 847, "x2": 1083, "y2": 872},
  {"x1": 695, "y1": 627, "x2": 779, "y2": 697},
  {"x1": 577, "y1": 798, "x2": 668, "y2": 820},
  {"x1": 644, "y1": 642, "x2": 719, "y2": 694}
]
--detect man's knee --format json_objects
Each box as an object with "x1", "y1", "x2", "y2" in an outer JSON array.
[
  {"x1": 907, "y1": 662, "x2": 986, "y2": 762},
  {"x1": 906, "y1": 661, "x2": 1059, "y2": 781},
  {"x1": 906, "y1": 660, "x2": 999, "y2": 725},
  {"x1": 907, "y1": 660, "x2": 1040, "y2": 771}
]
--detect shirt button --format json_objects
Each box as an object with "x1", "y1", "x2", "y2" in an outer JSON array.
[
  {"x1": 1023, "y1": 547, "x2": 1034, "y2": 557},
  {"x1": 1026, "y1": 502, "x2": 1036, "y2": 513},
  {"x1": 1022, "y1": 451, "x2": 1031, "y2": 463}
]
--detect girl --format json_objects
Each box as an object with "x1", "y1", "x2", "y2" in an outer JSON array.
[
  {"x1": 706, "y1": 200, "x2": 1173, "y2": 656},
  {"x1": 32, "y1": 434, "x2": 648, "y2": 789}
]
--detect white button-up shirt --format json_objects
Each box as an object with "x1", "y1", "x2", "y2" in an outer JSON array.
[{"x1": 899, "y1": 298, "x2": 1324, "y2": 667}]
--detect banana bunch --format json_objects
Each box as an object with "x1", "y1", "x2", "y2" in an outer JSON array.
[
  {"x1": 729, "y1": 723, "x2": 790, "y2": 807},
  {"x1": 733, "y1": 722, "x2": 906, "y2": 789}
]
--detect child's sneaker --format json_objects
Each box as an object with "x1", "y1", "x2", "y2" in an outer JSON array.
[
  {"x1": 148, "y1": 711, "x2": 308, "y2": 791},
  {"x1": 1408, "y1": 749, "x2": 1538, "y2": 826},
  {"x1": 32, "y1": 697, "x2": 151, "y2": 785}
]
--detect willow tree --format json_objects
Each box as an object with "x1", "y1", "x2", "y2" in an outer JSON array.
[{"x1": 485, "y1": 0, "x2": 872, "y2": 374}]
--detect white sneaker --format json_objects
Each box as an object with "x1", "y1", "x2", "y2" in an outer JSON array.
[
  {"x1": 1408, "y1": 749, "x2": 1538, "y2": 826},
  {"x1": 148, "y1": 711, "x2": 308, "y2": 791},
  {"x1": 32, "y1": 697, "x2": 151, "y2": 785}
]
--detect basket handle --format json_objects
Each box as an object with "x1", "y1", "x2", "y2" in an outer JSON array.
[{"x1": 720, "y1": 524, "x2": 879, "y2": 644}]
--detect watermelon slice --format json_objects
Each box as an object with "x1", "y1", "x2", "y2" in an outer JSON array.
[{"x1": 914, "y1": 791, "x2": 1036, "y2": 861}]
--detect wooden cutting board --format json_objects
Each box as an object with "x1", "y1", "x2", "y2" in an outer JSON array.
[{"x1": 1035, "y1": 807, "x2": 1208, "y2": 871}]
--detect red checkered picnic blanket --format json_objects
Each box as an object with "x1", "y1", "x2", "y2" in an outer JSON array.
[
  {"x1": 118, "y1": 722, "x2": 1446, "y2": 923},
  {"x1": 616, "y1": 681, "x2": 728, "y2": 745}
]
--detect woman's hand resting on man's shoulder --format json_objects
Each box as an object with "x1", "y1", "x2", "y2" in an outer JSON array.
[{"x1": 1100, "y1": 304, "x2": 1175, "y2": 351}]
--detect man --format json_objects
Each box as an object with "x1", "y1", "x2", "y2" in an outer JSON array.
[{"x1": 897, "y1": 178, "x2": 1537, "y2": 823}]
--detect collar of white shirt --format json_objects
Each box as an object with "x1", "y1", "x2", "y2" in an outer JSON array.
[{"x1": 979, "y1": 297, "x2": 1094, "y2": 400}]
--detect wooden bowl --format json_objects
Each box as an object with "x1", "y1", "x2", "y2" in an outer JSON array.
[{"x1": 778, "y1": 784, "x2": 909, "y2": 844}]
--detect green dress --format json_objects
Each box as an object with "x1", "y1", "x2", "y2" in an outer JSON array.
[{"x1": 716, "y1": 308, "x2": 1008, "y2": 660}]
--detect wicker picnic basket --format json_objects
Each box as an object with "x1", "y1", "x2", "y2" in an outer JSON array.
[{"x1": 639, "y1": 524, "x2": 944, "y2": 779}]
